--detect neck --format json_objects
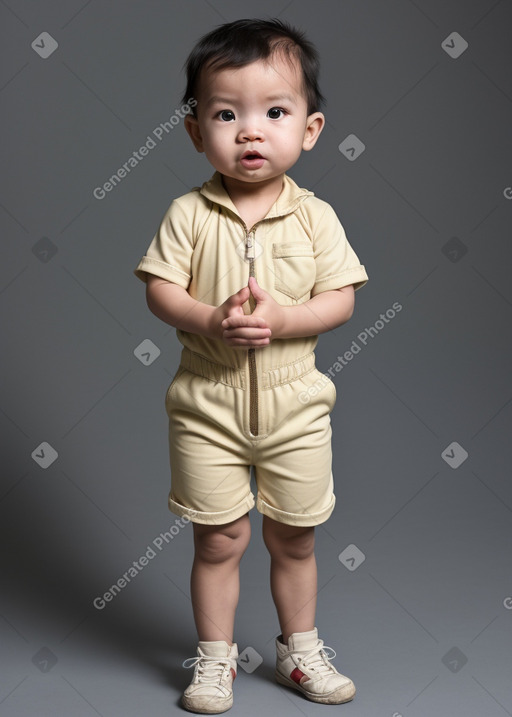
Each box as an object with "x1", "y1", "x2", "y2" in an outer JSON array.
[{"x1": 221, "y1": 173, "x2": 285, "y2": 205}]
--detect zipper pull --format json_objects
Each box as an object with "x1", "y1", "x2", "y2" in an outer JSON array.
[{"x1": 245, "y1": 230, "x2": 255, "y2": 260}]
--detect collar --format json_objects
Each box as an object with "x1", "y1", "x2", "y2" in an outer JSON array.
[{"x1": 198, "y1": 171, "x2": 313, "y2": 224}]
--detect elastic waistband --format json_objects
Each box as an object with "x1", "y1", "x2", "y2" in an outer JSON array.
[{"x1": 179, "y1": 346, "x2": 316, "y2": 389}]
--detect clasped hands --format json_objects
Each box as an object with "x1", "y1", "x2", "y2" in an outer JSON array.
[{"x1": 212, "y1": 276, "x2": 285, "y2": 348}]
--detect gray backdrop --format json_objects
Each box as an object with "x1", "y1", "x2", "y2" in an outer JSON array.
[{"x1": 1, "y1": 1, "x2": 511, "y2": 716}]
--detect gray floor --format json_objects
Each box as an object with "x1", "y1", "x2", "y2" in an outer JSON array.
[{"x1": 1, "y1": 1, "x2": 512, "y2": 715}]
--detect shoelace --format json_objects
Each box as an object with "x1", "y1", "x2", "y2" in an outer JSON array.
[
  {"x1": 182, "y1": 654, "x2": 232, "y2": 684},
  {"x1": 295, "y1": 644, "x2": 337, "y2": 677}
]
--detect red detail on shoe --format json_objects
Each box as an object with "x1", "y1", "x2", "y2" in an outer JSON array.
[
  {"x1": 290, "y1": 667, "x2": 307, "y2": 685},
  {"x1": 230, "y1": 667, "x2": 236, "y2": 681}
]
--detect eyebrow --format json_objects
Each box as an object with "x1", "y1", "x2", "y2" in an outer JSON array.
[
  {"x1": 206, "y1": 93, "x2": 297, "y2": 107},
  {"x1": 265, "y1": 93, "x2": 297, "y2": 104}
]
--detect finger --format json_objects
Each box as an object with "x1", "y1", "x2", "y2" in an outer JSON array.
[
  {"x1": 226, "y1": 286, "x2": 250, "y2": 309},
  {"x1": 222, "y1": 316, "x2": 269, "y2": 328},
  {"x1": 225, "y1": 336, "x2": 271, "y2": 347},
  {"x1": 223, "y1": 327, "x2": 271, "y2": 339},
  {"x1": 248, "y1": 276, "x2": 267, "y2": 301}
]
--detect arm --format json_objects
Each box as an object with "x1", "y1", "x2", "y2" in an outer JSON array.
[
  {"x1": 277, "y1": 284, "x2": 355, "y2": 339},
  {"x1": 146, "y1": 275, "x2": 218, "y2": 339},
  {"x1": 145, "y1": 274, "x2": 271, "y2": 346},
  {"x1": 221, "y1": 277, "x2": 355, "y2": 346}
]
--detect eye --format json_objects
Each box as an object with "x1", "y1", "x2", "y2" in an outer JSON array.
[
  {"x1": 217, "y1": 109, "x2": 235, "y2": 122},
  {"x1": 267, "y1": 107, "x2": 286, "y2": 119}
]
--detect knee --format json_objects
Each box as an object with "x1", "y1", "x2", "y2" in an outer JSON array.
[
  {"x1": 194, "y1": 515, "x2": 251, "y2": 564},
  {"x1": 263, "y1": 519, "x2": 315, "y2": 561}
]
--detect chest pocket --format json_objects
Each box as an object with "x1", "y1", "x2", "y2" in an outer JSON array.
[{"x1": 272, "y1": 243, "x2": 316, "y2": 301}]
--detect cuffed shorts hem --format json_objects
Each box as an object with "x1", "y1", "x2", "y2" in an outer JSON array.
[
  {"x1": 256, "y1": 493, "x2": 336, "y2": 527},
  {"x1": 168, "y1": 491, "x2": 255, "y2": 526}
]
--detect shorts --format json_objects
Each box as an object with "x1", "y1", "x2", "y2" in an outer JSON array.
[{"x1": 164, "y1": 346, "x2": 337, "y2": 527}]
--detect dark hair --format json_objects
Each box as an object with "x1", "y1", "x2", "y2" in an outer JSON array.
[{"x1": 180, "y1": 18, "x2": 325, "y2": 116}]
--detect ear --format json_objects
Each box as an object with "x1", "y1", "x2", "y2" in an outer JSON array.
[
  {"x1": 302, "y1": 112, "x2": 325, "y2": 151},
  {"x1": 184, "y1": 114, "x2": 204, "y2": 153}
]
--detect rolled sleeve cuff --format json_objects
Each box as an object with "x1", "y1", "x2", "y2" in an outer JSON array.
[
  {"x1": 312, "y1": 265, "x2": 369, "y2": 295},
  {"x1": 133, "y1": 256, "x2": 190, "y2": 288}
]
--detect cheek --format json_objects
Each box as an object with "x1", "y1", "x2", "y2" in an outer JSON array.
[
  {"x1": 279, "y1": 131, "x2": 305, "y2": 157},
  {"x1": 204, "y1": 127, "x2": 231, "y2": 150}
]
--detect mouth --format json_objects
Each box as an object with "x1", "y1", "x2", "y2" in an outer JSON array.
[
  {"x1": 241, "y1": 150, "x2": 264, "y2": 160},
  {"x1": 240, "y1": 150, "x2": 265, "y2": 168}
]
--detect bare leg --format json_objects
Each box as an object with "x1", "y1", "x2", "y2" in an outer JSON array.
[
  {"x1": 262, "y1": 515, "x2": 317, "y2": 643},
  {"x1": 190, "y1": 514, "x2": 251, "y2": 645}
]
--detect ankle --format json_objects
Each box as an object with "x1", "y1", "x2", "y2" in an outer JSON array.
[
  {"x1": 281, "y1": 626, "x2": 316, "y2": 644},
  {"x1": 197, "y1": 635, "x2": 234, "y2": 646}
]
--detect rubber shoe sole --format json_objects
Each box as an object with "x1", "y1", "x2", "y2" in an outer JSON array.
[
  {"x1": 275, "y1": 669, "x2": 356, "y2": 704},
  {"x1": 181, "y1": 691, "x2": 233, "y2": 714}
]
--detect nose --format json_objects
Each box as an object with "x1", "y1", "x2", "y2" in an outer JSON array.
[{"x1": 237, "y1": 116, "x2": 263, "y2": 143}]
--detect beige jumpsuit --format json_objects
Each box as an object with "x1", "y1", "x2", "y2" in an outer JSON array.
[{"x1": 134, "y1": 171, "x2": 368, "y2": 526}]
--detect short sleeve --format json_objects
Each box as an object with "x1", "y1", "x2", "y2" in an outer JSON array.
[
  {"x1": 309, "y1": 200, "x2": 369, "y2": 295},
  {"x1": 134, "y1": 198, "x2": 195, "y2": 288}
]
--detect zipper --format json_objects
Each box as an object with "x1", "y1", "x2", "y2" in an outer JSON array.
[{"x1": 245, "y1": 227, "x2": 258, "y2": 436}]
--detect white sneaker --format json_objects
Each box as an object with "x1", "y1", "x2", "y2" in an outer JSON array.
[
  {"x1": 275, "y1": 628, "x2": 355, "y2": 704},
  {"x1": 182, "y1": 640, "x2": 238, "y2": 714}
]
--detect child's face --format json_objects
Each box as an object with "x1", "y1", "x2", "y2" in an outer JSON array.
[{"x1": 184, "y1": 52, "x2": 324, "y2": 186}]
